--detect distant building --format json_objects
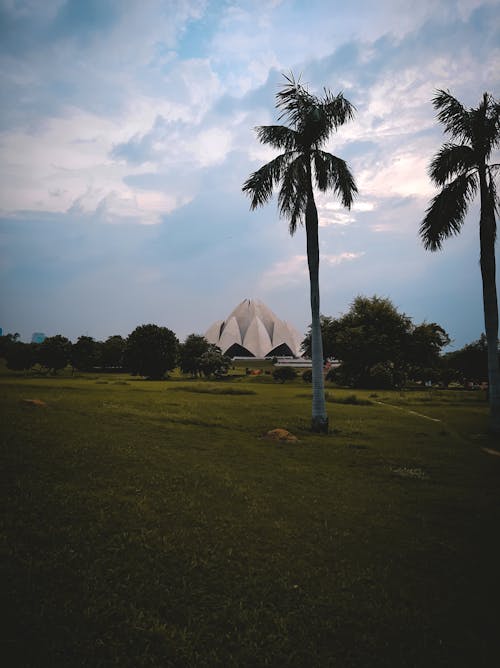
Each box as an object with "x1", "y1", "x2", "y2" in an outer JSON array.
[
  {"x1": 31, "y1": 332, "x2": 46, "y2": 344},
  {"x1": 205, "y1": 298, "x2": 303, "y2": 358}
]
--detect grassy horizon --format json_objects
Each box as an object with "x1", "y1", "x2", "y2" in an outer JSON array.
[{"x1": 1, "y1": 370, "x2": 499, "y2": 666}]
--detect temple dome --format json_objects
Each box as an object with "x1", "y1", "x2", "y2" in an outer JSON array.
[{"x1": 205, "y1": 298, "x2": 302, "y2": 358}]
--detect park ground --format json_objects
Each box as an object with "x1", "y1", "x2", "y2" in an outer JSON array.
[{"x1": 1, "y1": 367, "x2": 500, "y2": 667}]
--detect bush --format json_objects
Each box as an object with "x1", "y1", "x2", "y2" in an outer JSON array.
[
  {"x1": 273, "y1": 366, "x2": 297, "y2": 383},
  {"x1": 302, "y1": 369, "x2": 312, "y2": 383}
]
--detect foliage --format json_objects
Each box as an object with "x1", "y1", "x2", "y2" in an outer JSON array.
[
  {"x1": 125, "y1": 324, "x2": 178, "y2": 379},
  {"x1": 37, "y1": 335, "x2": 71, "y2": 374},
  {"x1": 100, "y1": 335, "x2": 126, "y2": 369},
  {"x1": 70, "y1": 335, "x2": 100, "y2": 372},
  {"x1": 302, "y1": 369, "x2": 312, "y2": 383},
  {"x1": 305, "y1": 296, "x2": 450, "y2": 388},
  {"x1": 273, "y1": 366, "x2": 298, "y2": 383},
  {"x1": 242, "y1": 73, "x2": 357, "y2": 432},
  {"x1": 420, "y1": 89, "x2": 500, "y2": 431},
  {"x1": 0, "y1": 332, "x2": 21, "y2": 358},
  {"x1": 443, "y1": 334, "x2": 495, "y2": 383},
  {"x1": 198, "y1": 345, "x2": 231, "y2": 378},
  {"x1": 4, "y1": 342, "x2": 36, "y2": 372},
  {"x1": 179, "y1": 334, "x2": 211, "y2": 376}
]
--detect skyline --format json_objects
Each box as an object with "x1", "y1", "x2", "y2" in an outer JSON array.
[{"x1": 1, "y1": 0, "x2": 499, "y2": 349}]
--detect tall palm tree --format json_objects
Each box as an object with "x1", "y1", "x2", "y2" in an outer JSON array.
[
  {"x1": 242, "y1": 74, "x2": 357, "y2": 432},
  {"x1": 420, "y1": 89, "x2": 500, "y2": 433}
]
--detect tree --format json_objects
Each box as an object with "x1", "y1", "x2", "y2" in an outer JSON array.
[
  {"x1": 198, "y1": 345, "x2": 231, "y2": 378},
  {"x1": 37, "y1": 335, "x2": 71, "y2": 374},
  {"x1": 273, "y1": 366, "x2": 297, "y2": 383},
  {"x1": 5, "y1": 342, "x2": 36, "y2": 373},
  {"x1": 305, "y1": 296, "x2": 450, "y2": 388},
  {"x1": 71, "y1": 336, "x2": 100, "y2": 372},
  {"x1": 125, "y1": 324, "x2": 178, "y2": 379},
  {"x1": 242, "y1": 73, "x2": 357, "y2": 432},
  {"x1": 179, "y1": 334, "x2": 210, "y2": 376},
  {"x1": 0, "y1": 332, "x2": 21, "y2": 359},
  {"x1": 443, "y1": 334, "x2": 494, "y2": 385},
  {"x1": 420, "y1": 89, "x2": 500, "y2": 432},
  {"x1": 101, "y1": 335, "x2": 126, "y2": 369},
  {"x1": 406, "y1": 322, "x2": 451, "y2": 381}
]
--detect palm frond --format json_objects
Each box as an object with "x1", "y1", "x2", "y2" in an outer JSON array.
[
  {"x1": 242, "y1": 152, "x2": 293, "y2": 209},
  {"x1": 254, "y1": 125, "x2": 299, "y2": 151},
  {"x1": 275, "y1": 72, "x2": 317, "y2": 129},
  {"x1": 277, "y1": 155, "x2": 308, "y2": 234},
  {"x1": 313, "y1": 151, "x2": 358, "y2": 208},
  {"x1": 321, "y1": 91, "x2": 356, "y2": 128},
  {"x1": 487, "y1": 172, "x2": 499, "y2": 223},
  {"x1": 429, "y1": 143, "x2": 476, "y2": 186},
  {"x1": 433, "y1": 89, "x2": 472, "y2": 142},
  {"x1": 470, "y1": 92, "x2": 500, "y2": 158},
  {"x1": 420, "y1": 172, "x2": 478, "y2": 251}
]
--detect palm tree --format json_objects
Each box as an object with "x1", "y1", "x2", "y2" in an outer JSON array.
[
  {"x1": 420, "y1": 89, "x2": 500, "y2": 433},
  {"x1": 242, "y1": 74, "x2": 357, "y2": 432}
]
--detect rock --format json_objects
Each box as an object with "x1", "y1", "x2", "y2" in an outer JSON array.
[{"x1": 263, "y1": 428, "x2": 297, "y2": 443}]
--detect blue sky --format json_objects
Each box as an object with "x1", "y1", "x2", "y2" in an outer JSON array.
[{"x1": 0, "y1": 0, "x2": 499, "y2": 348}]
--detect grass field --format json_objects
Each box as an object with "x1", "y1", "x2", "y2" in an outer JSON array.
[{"x1": 1, "y1": 369, "x2": 500, "y2": 667}]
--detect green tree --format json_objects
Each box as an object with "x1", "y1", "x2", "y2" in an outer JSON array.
[
  {"x1": 406, "y1": 323, "x2": 451, "y2": 381},
  {"x1": 5, "y1": 342, "x2": 36, "y2": 373},
  {"x1": 306, "y1": 296, "x2": 450, "y2": 388},
  {"x1": 37, "y1": 335, "x2": 71, "y2": 374},
  {"x1": 101, "y1": 335, "x2": 126, "y2": 369},
  {"x1": 198, "y1": 345, "x2": 231, "y2": 378},
  {"x1": 242, "y1": 73, "x2": 357, "y2": 432},
  {"x1": 420, "y1": 89, "x2": 500, "y2": 432},
  {"x1": 443, "y1": 334, "x2": 494, "y2": 385},
  {"x1": 0, "y1": 332, "x2": 21, "y2": 359},
  {"x1": 273, "y1": 366, "x2": 297, "y2": 383},
  {"x1": 179, "y1": 334, "x2": 210, "y2": 376},
  {"x1": 71, "y1": 336, "x2": 100, "y2": 372},
  {"x1": 125, "y1": 324, "x2": 178, "y2": 379}
]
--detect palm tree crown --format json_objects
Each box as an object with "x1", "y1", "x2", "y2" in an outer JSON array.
[
  {"x1": 420, "y1": 90, "x2": 499, "y2": 250},
  {"x1": 242, "y1": 73, "x2": 357, "y2": 433},
  {"x1": 243, "y1": 73, "x2": 357, "y2": 234},
  {"x1": 420, "y1": 89, "x2": 500, "y2": 432}
]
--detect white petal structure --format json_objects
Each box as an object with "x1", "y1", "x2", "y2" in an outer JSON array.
[{"x1": 205, "y1": 299, "x2": 303, "y2": 358}]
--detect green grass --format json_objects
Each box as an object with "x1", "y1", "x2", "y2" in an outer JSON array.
[{"x1": 1, "y1": 371, "x2": 499, "y2": 667}]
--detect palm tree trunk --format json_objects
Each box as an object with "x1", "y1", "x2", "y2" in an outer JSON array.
[
  {"x1": 479, "y1": 167, "x2": 500, "y2": 433},
  {"x1": 305, "y1": 163, "x2": 328, "y2": 433}
]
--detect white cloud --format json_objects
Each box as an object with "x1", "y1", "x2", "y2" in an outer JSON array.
[{"x1": 259, "y1": 250, "x2": 365, "y2": 288}]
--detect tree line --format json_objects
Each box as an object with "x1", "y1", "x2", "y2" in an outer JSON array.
[
  {"x1": 0, "y1": 326, "x2": 230, "y2": 380},
  {"x1": 1, "y1": 296, "x2": 495, "y2": 388}
]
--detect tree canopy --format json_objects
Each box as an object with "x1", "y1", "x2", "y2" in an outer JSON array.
[
  {"x1": 179, "y1": 334, "x2": 211, "y2": 376},
  {"x1": 125, "y1": 324, "x2": 178, "y2": 380},
  {"x1": 302, "y1": 296, "x2": 450, "y2": 388}
]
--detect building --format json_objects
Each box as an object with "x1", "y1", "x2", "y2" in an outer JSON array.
[
  {"x1": 205, "y1": 298, "x2": 303, "y2": 358},
  {"x1": 31, "y1": 332, "x2": 46, "y2": 344}
]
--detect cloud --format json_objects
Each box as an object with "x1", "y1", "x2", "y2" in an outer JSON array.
[{"x1": 259, "y1": 251, "x2": 365, "y2": 288}]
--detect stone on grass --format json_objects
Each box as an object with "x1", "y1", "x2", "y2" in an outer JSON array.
[{"x1": 263, "y1": 428, "x2": 297, "y2": 443}]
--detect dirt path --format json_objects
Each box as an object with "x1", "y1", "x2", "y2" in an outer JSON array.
[{"x1": 373, "y1": 400, "x2": 442, "y2": 422}]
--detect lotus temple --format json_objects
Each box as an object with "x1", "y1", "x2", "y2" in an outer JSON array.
[{"x1": 205, "y1": 299, "x2": 303, "y2": 359}]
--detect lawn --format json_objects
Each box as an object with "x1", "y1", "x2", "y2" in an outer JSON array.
[{"x1": 1, "y1": 370, "x2": 499, "y2": 667}]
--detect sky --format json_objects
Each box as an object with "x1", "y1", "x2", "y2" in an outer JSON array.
[{"x1": 0, "y1": 0, "x2": 499, "y2": 349}]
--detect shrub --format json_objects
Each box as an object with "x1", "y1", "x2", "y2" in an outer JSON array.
[{"x1": 273, "y1": 366, "x2": 297, "y2": 383}]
